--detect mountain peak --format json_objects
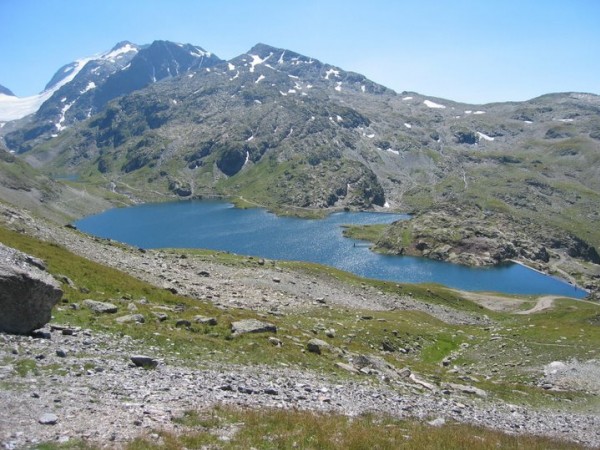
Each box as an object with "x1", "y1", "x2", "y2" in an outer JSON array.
[{"x1": 0, "y1": 84, "x2": 15, "y2": 97}]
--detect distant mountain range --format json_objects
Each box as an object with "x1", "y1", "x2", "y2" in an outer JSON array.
[{"x1": 0, "y1": 39, "x2": 599, "y2": 293}]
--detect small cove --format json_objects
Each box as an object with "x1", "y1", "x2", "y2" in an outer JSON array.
[{"x1": 75, "y1": 199, "x2": 587, "y2": 298}]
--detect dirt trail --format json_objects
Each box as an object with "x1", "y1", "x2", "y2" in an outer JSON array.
[{"x1": 515, "y1": 296, "x2": 557, "y2": 315}]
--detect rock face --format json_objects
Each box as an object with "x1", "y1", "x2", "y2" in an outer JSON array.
[{"x1": 0, "y1": 244, "x2": 63, "y2": 334}]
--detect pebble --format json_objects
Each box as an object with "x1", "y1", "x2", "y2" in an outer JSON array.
[{"x1": 38, "y1": 413, "x2": 58, "y2": 425}]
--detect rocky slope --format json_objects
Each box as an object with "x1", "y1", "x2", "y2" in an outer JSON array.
[{"x1": 0, "y1": 145, "x2": 116, "y2": 223}]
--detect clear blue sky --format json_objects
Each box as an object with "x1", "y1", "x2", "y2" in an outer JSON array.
[{"x1": 1, "y1": 0, "x2": 598, "y2": 104}]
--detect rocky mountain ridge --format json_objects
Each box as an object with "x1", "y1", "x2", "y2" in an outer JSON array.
[
  {"x1": 0, "y1": 40, "x2": 599, "y2": 293},
  {"x1": 1, "y1": 40, "x2": 222, "y2": 148}
]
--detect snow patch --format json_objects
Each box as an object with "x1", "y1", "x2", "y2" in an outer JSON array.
[
  {"x1": 386, "y1": 149, "x2": 400, "y2": 155},
  {"x1": 465, "y1": 110, "x2": 472, "y2": 114},
  {"x1": 424, "y1": 99, "x2": 446, "y2": 109},
  {"x1": 171, "y1": 99, "x2": 178, "y2": 105},
  {"x1": 384, "y1": 201, "x2": 390, "y2": 208},
  {"x1": 288, "y1": 89, "x2": 297, "y2": 94},
  {"x1": 102, "y1": 43, "x2": 138, "y2": 61},
  {"x1": 557, "y1": 118, "x2": 574, "y2": 122},
  {"x1": 255, "y1": 74, "x2": 265, "y2": 84},
  {"x1": 336, "y1": 115, "x2": 343, "y2": 122},
  {"x1": 278, "y1": 51, "x2": 286, "y2": 64},
  {"x1": 246, "y1": 135, "x2": 254, "y2": 142},
  {"x1": 0, "y1": 54, "x2": 95, "y2": 121},
  {"x1": 324, "y1": 68, "x2": 340, "y2": 80},
  {"x1": 228, "y1": 63, "x2": 235, "y2": 71},
  {"x1": 288, "y1": 74, "x2": 299, "y2": 79},
  {"x1": 361, "y1": 85, "x2": 366, "y2": 93},
  {"x1": 230, "y1": 71, "x2": 240, "y2": 81},
  {"x1": 55, "y1": 101, "x2": 75, "y2": 132},
  {"x1": 279, "y1": 91, "x2": 288, "y2": 96},
  {"x1": 402, "y1": 96, "x2": 413, "y2": 101},
  {"x1": 244, "y1": 150, "x2": 250, "y2": 165},
  {"x1": 335, "y1": 82, "x2": 342, "y2": 92},
  {"x1": 80, "y1": 81, "x2": 96, "y2": 94},
  {"x1": 189, "y1": 46, "x2": 211, "y2": 58},
  {"x1": 524, "y1": 120, "x2": 533, "y2": 124},
  {"x1": 404, "y1": 123, "x2": 412, "y2": 129},
  {"x1": 473, "y1": 110, "x2": 485, "y2": 115},
  {"x1": 248, "y1": 53, "x2": 272, "y2": 72},
  {"x1": 187, "y1": 73, "x2": 194, "y2": 78},
  {"x1": 476, "y1": 131, "x2": 494, "y2": 141},
  {"x1": 365, "y1": 133, "x2": 375, "y2": 138}
]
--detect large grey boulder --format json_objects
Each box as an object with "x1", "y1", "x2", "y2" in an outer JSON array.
[
  {"x1": 231, "y1": 319, "x2": 277, "y2": 336},
  {"x1": 0, "y1": 244, "x2": 63, "y2": 334}
]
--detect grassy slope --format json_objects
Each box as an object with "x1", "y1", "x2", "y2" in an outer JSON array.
[{"x1": 1, "y1": 225, "x2": 599, "y2": 410}]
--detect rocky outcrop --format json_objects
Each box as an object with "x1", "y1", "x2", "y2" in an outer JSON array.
[
  {"x1": 374, "y1": 204, "x2": 600, "y2": 294},
  {"x1": 0, "y1": 244, "x2": 62, "y2": 334}
]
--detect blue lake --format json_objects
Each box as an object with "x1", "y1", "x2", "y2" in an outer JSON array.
[{"x1": 75, "y1": 200, "x2": 587, "y2": 298}]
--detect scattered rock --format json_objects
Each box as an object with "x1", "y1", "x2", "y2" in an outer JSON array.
[
  {"x1": 307, "y1": 338, "x2": 330, "y2": 354},
  {"x1": 152, "y1": 312, "x2": 169, "y2": 322},
  {"x1": 0, "y1": 244, "x2": 63, "y2": 334},
  {"x1": 31, "y1": 330, "x2": 52, "y2": 339},
  {"x1": 268, "y1": 337, "x2": 283, "y2": 347},
  {"x1": 194, "y1": 315, "x2": 218, "y2": 326},
  {"x1": 447, "y1": 383, "x2": 487, "y2": 398},
  {"x1": 116, "y1": 314, "x2": 145, "y2": 324},
  {"x1": 56, "y1": 349, "x2": 68, "y2": 358},
  {"x1": 175, "y1": 319, "x2": 191, "y2": 328},
  {"x1": 83, "y1": 300, "x2": 118, "y2": 314},
  {"x1": 382, "y1": 340, "x2": 397, "y2": 352},
  {"x1": 231, "y1": 319, "x2": 277, "y2": 336},
  {"x1": 130, "y1": 355, "x2": 159, "y2": 369},
  {"x1": 428, "y1": 417, "x2": 446, "y2": 427},
  {"x1": 38, "y1": 413, "x2": 58, "y2": 425},
  {"x1": 409, "y1": 373, "x2": 436, "y2": 390},
  {"x1": 335, "y1": 362, "x2": 360, "y2": 374}
]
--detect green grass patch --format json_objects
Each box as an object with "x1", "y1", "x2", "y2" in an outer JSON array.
[
  {"x1": 122, "y1": 406, "x2": 586, "y2": 450},
  {"x1": 14, "y1": 358, "x2": 38, "y2": 377}
]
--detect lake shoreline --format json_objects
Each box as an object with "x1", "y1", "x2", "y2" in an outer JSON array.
[{"x1": 74, "y1": 199, "x2": 588, "y2": 298}]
